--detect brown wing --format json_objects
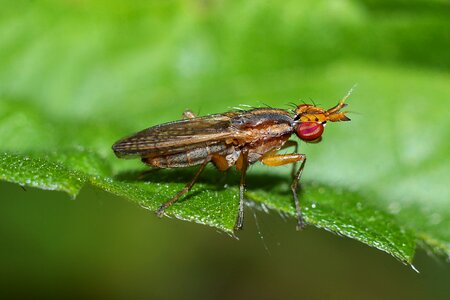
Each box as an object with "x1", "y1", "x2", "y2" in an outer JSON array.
[{"x1": 112, "y1": 112, "x2": 241, "y2": 158}]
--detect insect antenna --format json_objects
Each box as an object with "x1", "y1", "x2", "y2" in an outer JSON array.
[{"x1": 341, "y1": 83, "x2": 358, "y2": 104}]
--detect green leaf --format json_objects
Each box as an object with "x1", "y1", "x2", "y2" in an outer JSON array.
[
  {"x1": 1, "y1": 0, "x2": 449, "y2": 265},
  {"x1": 0, "y1": 152, "x2": 85, "y2": 197}
]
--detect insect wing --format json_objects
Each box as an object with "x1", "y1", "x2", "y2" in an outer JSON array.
[{"x1": 112, "y1": 113, "x2": 239, "y2": 158}]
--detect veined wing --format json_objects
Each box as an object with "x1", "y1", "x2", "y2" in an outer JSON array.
[{"x1": 112, "y1": 113, "x2": 241, "y2": 158}]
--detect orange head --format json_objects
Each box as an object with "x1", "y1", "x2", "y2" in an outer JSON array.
[{"x1": 293, "y1": 94, "x2": 351, "y2": 143}]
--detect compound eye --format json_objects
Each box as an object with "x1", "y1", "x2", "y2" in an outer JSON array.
[{"x1": 295, "y1": 122, "x2": 324, "y2": 141}]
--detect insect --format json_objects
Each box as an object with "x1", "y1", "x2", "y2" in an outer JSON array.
[{"x1": 112, "y1": 92, "x2": 351, "y2": 231}]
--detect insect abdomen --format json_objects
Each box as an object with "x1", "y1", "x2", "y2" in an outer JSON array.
[{"x1": 142, "y1": 143, "x2": 229, "y2": 168}]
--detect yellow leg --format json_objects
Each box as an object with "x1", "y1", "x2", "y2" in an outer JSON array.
[
  {"x1": 211, "y1": 155, "x2": 230, "y2": 171},
  {"x1": 260, "y1": 149, "x2": 307, "y2": 230},
  {"x1": 260, "y1": 153, "x2": 304, "y2": 166},
  {"x1": 279, "y1": 140, "x2": 299, "y2": 178}
]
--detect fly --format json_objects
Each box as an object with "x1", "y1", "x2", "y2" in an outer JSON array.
[{"x1": 112, "y1": 92, "x2": 351, "y2": 231}]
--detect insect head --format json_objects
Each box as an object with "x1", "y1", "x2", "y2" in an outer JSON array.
[{"x1": 294, "y1": 99, "x2": 350, "y2": 143}]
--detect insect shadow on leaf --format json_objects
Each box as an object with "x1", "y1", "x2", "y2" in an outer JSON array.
[{"x1": 114, "y1": 167, "x2": 290, "y2": 194}]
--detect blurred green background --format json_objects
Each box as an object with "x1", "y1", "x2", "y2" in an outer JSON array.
[{"x1": 1, "y1": 0, "x2": 449, "y2": 299}]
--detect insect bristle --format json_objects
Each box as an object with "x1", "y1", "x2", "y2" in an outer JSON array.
[
  {"x1": 260, "y1": 102, "x2": 274, "y2": 109},
  {"x1": 230, "y1": 104, "x2": 254, "y2": 111},
  {"x1": 286, "y1": 102, "x2": 298, "y2": 109}
]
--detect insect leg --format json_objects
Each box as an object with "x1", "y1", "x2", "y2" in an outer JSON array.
[
  {"x1": 182, "y1": 110, "x2": 197, "y2": 119},
  {"x1": 156, "y1": 160, "x2": 209, "y2": 217},
  {"x1": 278, "y1": 140, "x2": 299, "y2": 179},
  {"x1": 291, "y1": 157, "x2": 307, "y2": 230},
  {"x1": 260, "y1": 153, "x2": 304, "y2": 167},
  {"x1": 279, "y1": 140, "x2": 298, "y2": 150},
  {"x1": 260, "y1": 152, "x2": 306, "y2": 230},
  {"x1": 235, "y1": 150, "x2": 249, "y2": 231}
]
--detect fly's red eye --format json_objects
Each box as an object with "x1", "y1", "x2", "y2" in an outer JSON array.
[{"x1": 295, "y1": 122, "x2": 324, "y2": 141}]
